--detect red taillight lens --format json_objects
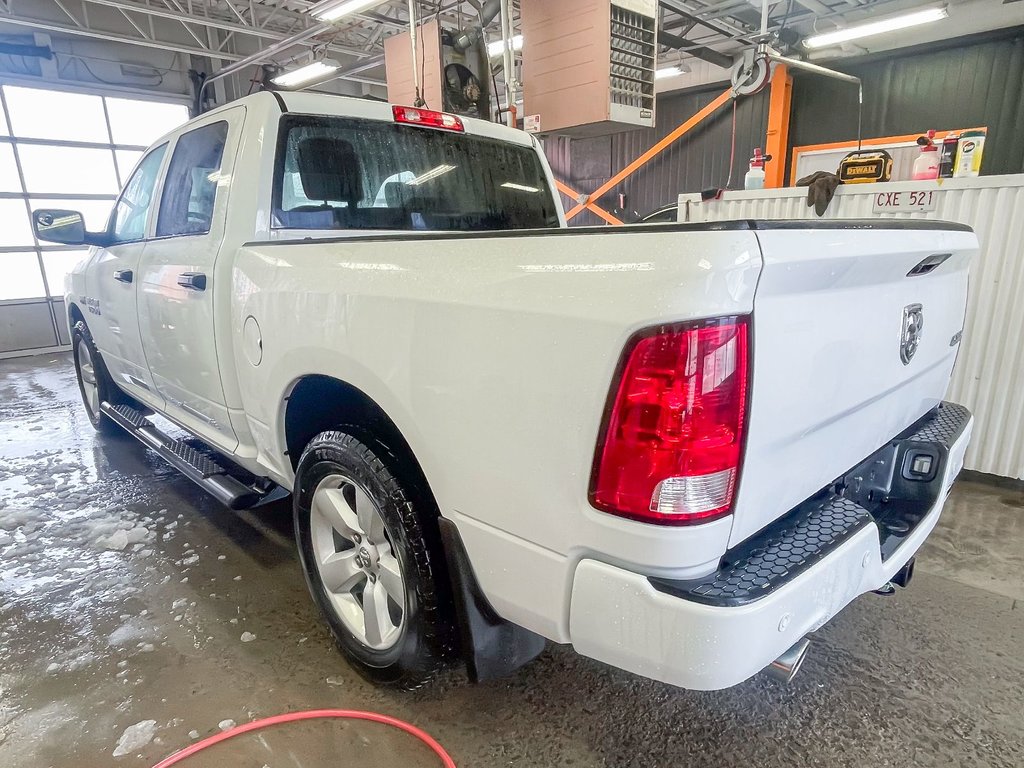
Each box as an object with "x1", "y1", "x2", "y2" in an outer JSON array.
[
  {"x1": 590, "y1": 317, "x2": 750, "y2": 525},
  {"x1": 392, "y1": 105, "x2": 465, "y2": 132}
]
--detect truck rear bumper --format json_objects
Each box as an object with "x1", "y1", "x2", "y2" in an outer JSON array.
[{"x1": 568, "y1": 402, "x2": 972, "y2": 691}]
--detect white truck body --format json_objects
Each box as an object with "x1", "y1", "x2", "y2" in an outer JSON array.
[{"x1": 47, "y1": 91, "x2": 974, "y2": 690}]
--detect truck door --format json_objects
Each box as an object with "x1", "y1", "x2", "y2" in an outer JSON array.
[
  {"x1": 137, "y1": 110, "x2": 243, "y2": 451},
  {"x1": 87, "y1": 143, "x2": 168, "y2": 409}
]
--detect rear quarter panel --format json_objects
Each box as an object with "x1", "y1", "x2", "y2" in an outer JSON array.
[{"x1": 230, "y1": 225, "x2": 761, "y2": 638}]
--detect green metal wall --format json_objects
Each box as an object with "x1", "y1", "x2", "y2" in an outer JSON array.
[
  {"x1": 788, "y1": 27, "x2": 1024, "y2": 183},
  {"x1": 546, "y1": 27, "x2": 1024, "y2": 224}
]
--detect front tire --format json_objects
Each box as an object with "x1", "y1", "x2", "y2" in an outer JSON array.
[
  {"x1": 293, "y1": 431, "x2": 449, "y2": 689},
  {"x1": 71, "y1": 320, "x2": 124, "y2": 435}
]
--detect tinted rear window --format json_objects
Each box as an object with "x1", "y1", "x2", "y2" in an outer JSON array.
[{"x1": 273, "y1": 115, "x2": 559, "y2": 232}]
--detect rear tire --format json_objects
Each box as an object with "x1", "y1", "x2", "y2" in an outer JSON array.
[
  {"x1": 293, "y1": 430, "x2": 450, "y2": 689},
  {"x1": 71, "y1": 320, "x2": 125, "y2": 435}
]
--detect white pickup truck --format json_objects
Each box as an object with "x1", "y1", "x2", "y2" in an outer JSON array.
[{"x1": 33, "y1": 91, "x2": 975, "y2": 691}]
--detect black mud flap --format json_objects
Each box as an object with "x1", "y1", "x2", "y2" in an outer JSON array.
[{"x1": 437, "y1": 518, "x2": 546, "y2": 682}]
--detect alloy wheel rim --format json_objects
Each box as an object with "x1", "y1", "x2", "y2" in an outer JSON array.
[
  {"x1": 310, "y1": 473, "x2": 406, "y2": 651},
  {"x1": 77, "y1": 339, "x2": 100, "y2": 417}
]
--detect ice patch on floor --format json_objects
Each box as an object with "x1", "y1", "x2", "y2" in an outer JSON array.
[
  {"x1": 112, "y1": 719, "x2": 158, "y2": 757},
  {"x1": 108, "y1": 619, "x2": 155, "y2": 648},
  {"x1": 98, "y1": 529, "x2": 130, "y2": 551}
]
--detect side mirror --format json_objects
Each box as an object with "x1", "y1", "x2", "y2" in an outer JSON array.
[{"x1": 32, "y1": 209, "x2": 95, "y2": 245}]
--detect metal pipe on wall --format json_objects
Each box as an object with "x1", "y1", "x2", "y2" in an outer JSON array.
[
  {"x1": 197, "y1": 22, "x2": 334, "y2": 107},
  {"x1": 408, "y1": 0, "x2": 425, "y2": 106},
  {"x1": 499, "y1": 0, "x2": 515, "y2": 127},
  {"x1": 453, "y1": 0, "x2": 503, "y2": 51}
]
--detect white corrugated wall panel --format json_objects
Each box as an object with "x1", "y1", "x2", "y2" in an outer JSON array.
[{"x1": 680, "y1": 175, "x2": 1024, "y2": 479}]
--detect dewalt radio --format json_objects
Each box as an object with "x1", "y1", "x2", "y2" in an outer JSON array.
[{"x1": 838, "y1": 149, "x2": 893, "y2": 184}]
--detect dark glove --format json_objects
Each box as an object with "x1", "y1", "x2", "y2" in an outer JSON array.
[{"x1": 796, "y1": 171, "x2": 841, "y2": 217}]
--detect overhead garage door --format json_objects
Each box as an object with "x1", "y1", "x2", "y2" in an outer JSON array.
[{"x1": 0, "y1": 83, "x2": 188, "y2": 357}]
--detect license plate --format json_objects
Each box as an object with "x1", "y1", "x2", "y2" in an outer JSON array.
[{"x1": 872, "y1": 189, "x2": 938, "y2": 214}]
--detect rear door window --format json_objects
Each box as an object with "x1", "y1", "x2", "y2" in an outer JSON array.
[
  {"x1": 273, "y1": 115, "x2": 559, "y2": 232},
  {"x1": 156, "y1": 121, "x2": 228, "y2": 238}
]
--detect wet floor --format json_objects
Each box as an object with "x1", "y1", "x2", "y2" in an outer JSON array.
[{"x1": 1, "y1": 352, "x2": 1022, "y2": 768}]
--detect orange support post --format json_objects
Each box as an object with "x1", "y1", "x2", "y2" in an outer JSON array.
[
  {"x1": 565, "y1": 87, "x2": 734, "y2": 221},
  {"x1": 764, "y1": 64, "x2": 792, "y2": 188},
  {"x1": 554, "y1": 179, "x2": 624, "y2": 226}
]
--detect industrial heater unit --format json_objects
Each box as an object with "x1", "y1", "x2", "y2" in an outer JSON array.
[
  {"x1": 521, "y1": 0, "x2": 658, "y2": 136},
  {"x1": 384, "y1": 19, "x2": 492, "y2": 121}
]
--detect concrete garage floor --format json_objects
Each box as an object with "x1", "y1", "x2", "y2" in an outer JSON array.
[{"x1": 1, "y1": 354, "x2": 1022, "y2": 768}]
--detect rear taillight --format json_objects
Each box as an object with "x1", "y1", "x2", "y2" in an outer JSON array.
[
  {"x1": 590, "y1": 317, "x2": 750, "y2": 525},
  {"x1": 392, "y1": 105, "x2": 465, "y2": 132}
]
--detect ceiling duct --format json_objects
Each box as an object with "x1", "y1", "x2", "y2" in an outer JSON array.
[{"x1": 452, "y1": 0, "x2": 503, "y2": 51}]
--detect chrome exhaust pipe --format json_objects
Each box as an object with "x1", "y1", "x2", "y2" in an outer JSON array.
[{"x1": 767, "y1": 638, "x2": 810, "y2": 683}]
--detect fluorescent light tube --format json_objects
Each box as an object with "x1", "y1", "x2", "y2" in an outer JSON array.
[
  {"x1": 406, "y1": 164, "x2": 457, "y2": 186},
  {"x1": 804, "y1": 7, "x2": 948, "y2": 49},
  {"x1": 271, "y1": 60, "x2": 340, "y2": 87},
  {"x1": 655, "y1": 66, "x2": 681, "y2": 79},
  {"x1": 310, "y1": 0, "x2": 387, "y2": 22},
  {"x1": 487, "y1": 34, "x2": 523, "y2": 57},
  {"x1": 502, "y1": 182, "x2": 540, "y2": 193}
]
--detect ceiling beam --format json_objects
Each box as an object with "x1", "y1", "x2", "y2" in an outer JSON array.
[
  {"x1": 659, "y1": 29, "x2": 732, "y2": 67},
  {"x1": 74, "y1": 0, "x2": 373, "y2": 57},
  {"x1": 659, "y1": 0, "x2": 756, "y2": 44},
  {"x1": 0, "y1": 13, "x2": 249, "y2": 60}
]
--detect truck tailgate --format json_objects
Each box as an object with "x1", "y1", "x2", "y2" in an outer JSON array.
[{"x1": 730, "y1": 221, "x2": 975, "y2": 547}]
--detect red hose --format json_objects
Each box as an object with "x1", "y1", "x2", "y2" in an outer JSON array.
[{"x1": 151, "y1": 709, "x2": 456, "y2": 768}]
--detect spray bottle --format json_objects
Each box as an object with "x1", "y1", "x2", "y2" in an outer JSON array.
[
  {"x1": 745, "y1": 148, "x2": 767, "y2": 190},
  {"x1": 912, "y1": 130, "x2": 940, "y2": 181}
]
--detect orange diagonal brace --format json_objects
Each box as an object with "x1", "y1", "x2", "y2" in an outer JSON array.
[
  {"x1": 554, "y1": 179, "x2": 624, "y2": 226},
  {"x1": 565, "y1": 87, "x2": 734, "y2": 221}
]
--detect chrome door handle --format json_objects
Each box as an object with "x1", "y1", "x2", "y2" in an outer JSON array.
[
  {"x1": 177, "y1": 272, "x2": 207, "y2": 291},
  {"x1": 113, "y1": 269, "x2": 133, "y2": 284}
]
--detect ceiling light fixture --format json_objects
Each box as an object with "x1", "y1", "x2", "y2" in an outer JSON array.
[
  {"x1": 406, "y1": 164, "x2": 457, "y2": 186},
  {"x1": 655, "y1": 66, "x2": 682, "y2": 79},
  {"x1": 502, "y1": 182, "x2": 540, "y2": 193},
  {"x1": 309, "y1": 0, "x2": 388, "y2": 22},
  {"x1": 270, "y1": 59, "x2": 340, "y2": 87},
  {"x1": 803, "y1": 7, "x2": 948, "y2": 50},
  {"x1": 487, "y1": 34, "x2": 523, "y2": 57}
]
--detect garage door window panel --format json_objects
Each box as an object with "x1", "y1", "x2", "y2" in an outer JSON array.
[
  {"x1": 0, "y1": 198, "x2": 35, "y2": 248},
  {"x1": 18, "y1": 145, "x2": 119, "y2": 195},
  {"x1": 0, "y1": 251, "x2": 46, "y2": 300},
  {"x1": 2, "y1": 86, "x2": 108, "y2": 143},
  {"x1": 110, "y1": 144, "x2": 167, "y2": 243},
  {"x1": 0, "y1": 144, "x2": 21, "y2": 193},
  {"x1": 105, "y1": 98, "x2": 188, "y2": 147},
  {"x1": 156, "y1": 122, "x2": 228, "y2": 238}
]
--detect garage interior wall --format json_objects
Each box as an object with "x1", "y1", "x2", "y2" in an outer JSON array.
[
  {"x1": 546, "y1": 87, "x2": 770, "y2": 225},
  {"x1": 788, "y1": 26, "x2": 1024, "y2": 184},
  {"x1": 548, "y1": 27, "x2": 1024, "y2": 224}
]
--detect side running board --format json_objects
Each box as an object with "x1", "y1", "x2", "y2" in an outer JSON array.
[{"x1": 100, "y1": 402, "x2": 282, "y2": 510}]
